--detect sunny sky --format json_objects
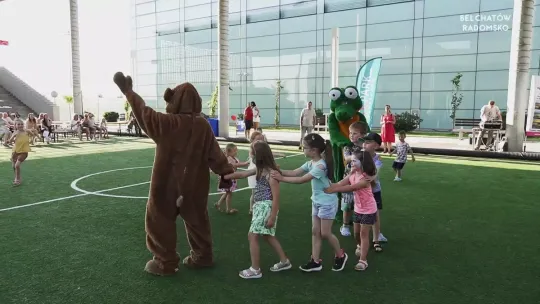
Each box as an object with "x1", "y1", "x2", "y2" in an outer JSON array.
[{"x1": 0, "y1": 0, "x2": 132, "y2": 118}]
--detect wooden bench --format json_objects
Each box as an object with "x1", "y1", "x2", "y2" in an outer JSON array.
[
  {"x1": 313, "y1": 113, "x2": 329, "y2": 134},
  {"x1": 452, "y1": 118, "x2": 481, "y2": 133}
]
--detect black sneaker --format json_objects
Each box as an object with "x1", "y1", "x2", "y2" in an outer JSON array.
[
  {"x1": 332, "y1": 250, "x2": 348, "y2": 271},
  {"x1": 299, "y1": 258, "x2": 322, "y2": 272}
]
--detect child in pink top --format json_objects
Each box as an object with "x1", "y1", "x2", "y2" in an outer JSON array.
[{"x1": 325, "y1": 150, "x2": 378, "y2": 271}]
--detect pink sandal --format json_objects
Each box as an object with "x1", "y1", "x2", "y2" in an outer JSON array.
[{"x1": 354, "y1": 260, "x2": 368, "y2": 271}]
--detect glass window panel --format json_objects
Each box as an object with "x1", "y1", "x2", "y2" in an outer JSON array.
[
  {"x1": 185, "y1": 29, "x2": 212, "y2": 44},
  {"x1": 227, "y1": 25, "x2": 243, "y2": 40},
  {"x1": 474, "y1": 90, "x2": 508, "y2": 109},
  {"x1": 185, "y1": 4, "x2": 211, "y2": 20},
  {"x1": 535, "y1": 8, "x2": 540, "y2": 26},
  {"x1": 156, "y1": 0, "x2": 180, "y2": 12},
  {"x1": 413, "y1": 37, "x2": 422, "y2": 57},
  {"x1": 280, "y1": 64, "x2": 318, "y2": 79},
  {"x1": 476, "y1": 70, "x2": 509, "y2": 90},
  {"x1": 136, "y1": 2, "x2": 155, "y2": 15},
  {"x1": 280, "y1": 47, "x2": 317, "y2": 65},
  {"x1": 533, "y1": 27, "x2": 540, "y2": 50},
  {"x1": 365, "y1": 39, "x2": 413, "y2": 59},
  {"x1": 323, "y1": 26, "x2": 366, "y2": 45},
  {"x1": 366, "y1": 2, "x2": 414, "y2": 24},
  {"x1": 185, "y1": 18, "x2": 211, "y2": 31},
  {"x1": 137, "y1": 26, "x2": 157, "y2": 38},
  {"x1": 419, "y1": 109, "x2": 474, "y2": 129},
  {"x1": 421, "y1": 72, "x2": 476, "y2": 91},
  {"x1": 137, "y1": 37, "x2": 157, "y2": 49},
  {"x1": 137, "y1": 49, "x2": 158, "y2": 61},
  {"x1": 186, "y1": 0, "x2": 210, "y2": 6},
  {"x1": 280, "y1": 15, "x2": 317, "y2": 34},
  {"x1": 366, "y1": 20, "x2": 414, "y2": 41},
  {"x1": 280, "y1": 78, "x2": 317, "y2": 94},
  {"x1": 411, "y1": 91, "x2": 420, "y2": 109},
  {"x1": 415, "y1": 0, "x2": 424, "y2": 18},
  {"x1": 247, "y1": 35, "x2": 280, "y2": 52},
  {"x1": 424, "y1": 0, "x2": 480, "y2": 18},
  {"x1": 247, "y1": 50, "x2": 280, "y2": 67},
  {"x1": 323, "y1": 8, "x2": 367, "y2": 29},
  {"x1": 157, "y1": 22, "x2": 180, "y2": 34},
  {"x1": 137, "y1": 14, "x2": 156, "y2": 27},
  {"x1": 374, "y1": 92, "x2": 412, "y2": 110},
  {"x1": 213, "y1": 13, "x2": 241, "y2": 27},
  {"x1": 158, "y1": 33, "x2": 183, "y2": 48},
  {"x1": 376, "y1": 74, "x2": 412, "y2": 92},
  {"x1": 412, "y1": 74, "x2": 420, "y2": 91},
  {"x1": 246, "y1": 7, "x2": 280, "y2": 23},
  {"x1": 228, "y1": 0, "x2": 241, "y2": 13},
  {"x1": 185, "y1": 71, "x2": 213, "y2": 82},
  {"x1": 421, "y1": 91, "x2": 475, "y2": 110},
  {"x1": 247, "y1": 20, "x2": 280, "y2": 37},
  {"x1": 245, "y1": 94, "x2": 276, "y2": 108},
  {"x1": 481, "y1": 0, "x2": 513, "y2": 11},
  {"x1": 249, "y1": 66, "x2": 280, "y2": 80},
  {"x1": 379, "y1": 58, "x2": 413, "y2": 75},
  {"x1": 247, "y1": 79, "x2": 278, "y2": 94},
  {"x1": 324, "y1": 0, "x2": 367, "y2": 13},
  {"x1": 157, "y1": 10, "x2": 180, "y2": 24},
  {"x1": 423, "y1": 15, "x2": 478, "y2": 36},
  {"x1": 423, "y1": 34, "x2": 478, "y2": 56},
  {"x1": 280, "y1": 31, "x2": 317, "y2": 49},
  {"x1": 422, "y1": 55, "x2": 477, "y2": 73},
  {"x1": 137, "y1": 74, "x2": 157, "y2": 85},
  {"x1": 185, "y1": 43, "x2": 212, "y2": 55},
  {"x1": 477, "y1": 52, "x2": 510, "y2": 70},
  {"x1": 478, "y1": 31, "x2": 511, "y2": 53},
  {"x1": 531, "y1": 50, "x2": 540, "y2": 68},
  {"x1": 412, "y1": 57, "x2": 421, "y2": 73},
  {"x1": 336, "y1": 61, "x2": 364, "y2": 77},
  {"x1": 138, "y1": 85, "x2": 158, "y2": 97},
  {"x1": 280, "y1": 1, "x2": 317, "y2": 19},
  {"x1": 247, "y1": 0, "x2": 279, "y2": 10},
  {"x1": 138, "y1": 61, "x2": 158, "y2": 74},
  {"x1": 414, "y1": 20, "x2": 423, "y2": 37},
  {"x1": 323, "y1": 43, "x2": 366, "y2": 63}
]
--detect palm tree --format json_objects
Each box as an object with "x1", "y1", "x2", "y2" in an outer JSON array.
[{"x1": 64, "y1": 95, "x2": 74, "y2": 118}]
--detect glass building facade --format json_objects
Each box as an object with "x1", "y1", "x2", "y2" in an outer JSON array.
[{"x1": 131, "y1": 0, "x2": 540, "y2": 130}]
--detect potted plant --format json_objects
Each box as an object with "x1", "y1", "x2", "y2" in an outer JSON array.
[{"x1": 315, "y1": 108, "x2": 325, "y2": 125}]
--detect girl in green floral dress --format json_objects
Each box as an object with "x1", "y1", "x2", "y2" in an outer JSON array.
[{"x1": 224, "y1": 140, "x2": 291, "y2": 279}]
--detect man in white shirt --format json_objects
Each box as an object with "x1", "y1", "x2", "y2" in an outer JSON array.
[
  {"x1": 0, "y1": 112, "x2": 12, "y2": 146},
  {"x1": 299, "y1": 101, "x2": 316, "y2": 149},
  {"x1": 475, "y1": 100, "x2": 502, "y2": 150}
]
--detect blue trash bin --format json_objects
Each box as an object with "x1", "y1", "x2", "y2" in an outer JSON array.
[{"x1": 207, "y1": 118, "x2": 219, "y2": 137}]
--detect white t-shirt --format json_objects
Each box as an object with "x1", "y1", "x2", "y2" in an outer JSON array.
[
  {"x1": 300, "y1": 108, "x2": 316, "y2": 127},
  {"x1": 394, "y1": 141, "x2": 411, "y2": 163},
  {"x1": 480, "y1": 105, "x2": 500, "y2": 122}
]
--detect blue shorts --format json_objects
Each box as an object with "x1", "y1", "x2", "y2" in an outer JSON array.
[{"x1": 312, "y1": 202, "x2": 338, "y2": 220}]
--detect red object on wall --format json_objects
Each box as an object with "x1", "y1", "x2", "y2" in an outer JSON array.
[{"x1": 0, "y1": 40, "x2": 9, "y2": 46}]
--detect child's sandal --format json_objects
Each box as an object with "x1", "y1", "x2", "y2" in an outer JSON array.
[
  {"x1": 354, "y1": 260, "x2": 368, "y2": 271},
  {"x1": 239, "y1": 267, "x2": 262, "y2": 279},
  {"x1": 373, "y1": 242, "x2": 383, "y2": 252},
  {"x1": 226, "y1": 209, "x2": 238, "y2": 214},
  {"x1": 12, "y1": 180, "x2": 21, "y2": 187}
]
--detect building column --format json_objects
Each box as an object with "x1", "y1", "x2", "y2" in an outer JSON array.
[
  {"x1": 69, "y1": 0, "x2": 83, "y2": 114},
  {"x1": 506, "y1": 0, "x2": 535, "y2": 152},
  {"x1": 218, "y1": 0, "x2": 230, "y2": 138}
]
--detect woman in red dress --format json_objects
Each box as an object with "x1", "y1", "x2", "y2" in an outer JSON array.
[{"x1": 380, "y1": 105, "x2": 396, "y2": 153}]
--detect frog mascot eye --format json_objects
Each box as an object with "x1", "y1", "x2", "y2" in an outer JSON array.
[
  {"x1": 344, "y1": 87, "x2": 358, "y2": 99},
  {"x1": 329, "y1": 89, "x2": 342, "y2": 101}
]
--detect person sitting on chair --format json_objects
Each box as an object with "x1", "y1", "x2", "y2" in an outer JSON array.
[{"x1": 475, "y1": 100, "x2": 502, "y2": 150}]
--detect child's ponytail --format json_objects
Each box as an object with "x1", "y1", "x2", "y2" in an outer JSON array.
[{"x1": 323, "y1": 140, "x2": 334, "y2": 182}]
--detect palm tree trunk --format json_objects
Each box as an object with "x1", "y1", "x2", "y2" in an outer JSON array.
[
  {"x1": 218, "y1": 0, "x2": 229, "y2": 137},
  {"x1": 69, "y1": 0, "x2": 83, "y2": 115},
  {"x1": 506, "y1": 0, "x2": 534, "y2": 152}
]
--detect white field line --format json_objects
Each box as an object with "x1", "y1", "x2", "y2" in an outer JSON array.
[{"x1": 0, "y1": 153, "x2": 303, "y2": 213}]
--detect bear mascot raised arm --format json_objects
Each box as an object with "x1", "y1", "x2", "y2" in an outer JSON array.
[
  {"x1": 114, "y1": 72, "x2": 234, "y2": 276},
  {"x1": 327, "y1": 86, "x2": 370, "y2": 182}
]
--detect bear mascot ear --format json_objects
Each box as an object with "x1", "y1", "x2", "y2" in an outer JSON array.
[{"x1": 164, "y1": 88, "x2": 175, "y2": 103}]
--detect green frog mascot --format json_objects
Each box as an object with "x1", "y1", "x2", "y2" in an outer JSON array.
[{"x1": 327, "y1": 86, "x2": 370, "y2": 182}]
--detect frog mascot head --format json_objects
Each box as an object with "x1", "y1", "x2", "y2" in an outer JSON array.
[{"x1": 327, "y1": 86, "x2": 369, "y2": 182}]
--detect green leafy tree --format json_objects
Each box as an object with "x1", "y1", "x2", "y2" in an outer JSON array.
[
  {"x1": 124, "y1": 100, "x2": 131, "y2": 116},
  {"x1": 63, "y1": 95, "x2": 73, "y2": 117},
  {"x1": 450, "y1": 73, "x2": 463, "y2": 128},
  {"x1": 207, "y1": 85, "x2": 218, "y2": 117}
]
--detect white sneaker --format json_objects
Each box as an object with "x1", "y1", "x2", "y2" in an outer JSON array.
[
  {"x1": 340, "y1": 225, "x2": 351, "y2": 237},
  {"x1": 393, "y1": 177, "x2": 402, "y2": 182},
  {"x1": 378, "y1": 233, "x2": 388, "y2": 242}
]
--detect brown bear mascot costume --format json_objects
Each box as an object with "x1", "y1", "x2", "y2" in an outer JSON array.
[{"x1": 114, "y1": 72, "x2": 234, "y2": 276}]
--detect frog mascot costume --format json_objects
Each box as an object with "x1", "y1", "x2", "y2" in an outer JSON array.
[{"x1": 327, "y1": 86, "x2": 369, "y2": 182}]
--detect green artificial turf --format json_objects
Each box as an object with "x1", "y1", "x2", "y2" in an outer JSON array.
[{"x1": 0, "y1": 137, "x2": 539, "y2": 304}]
